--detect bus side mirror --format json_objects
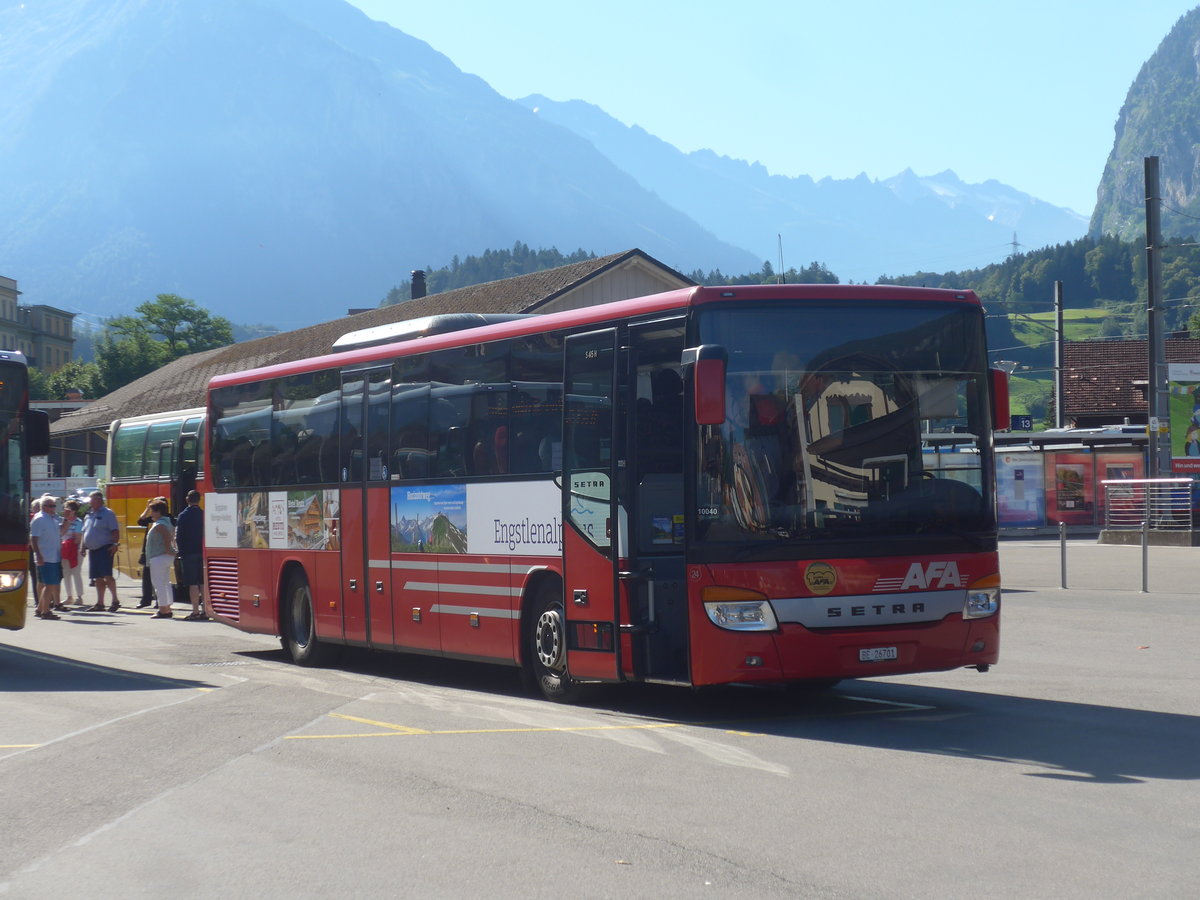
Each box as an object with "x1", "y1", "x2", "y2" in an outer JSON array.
[
  {"x1": 684, "y1": 345, "x2": 727, "y2": 426},
  {"x1": 989, "y1": 368, "x2": 1011, "y2": 432},
  {"x1": 26, "y1": 408, "x2": 49, "y2": 456}
]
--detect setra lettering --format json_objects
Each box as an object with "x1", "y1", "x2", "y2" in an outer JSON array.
[{"x1": 826, "y1": 601, "x2": 927, "y2": 618}]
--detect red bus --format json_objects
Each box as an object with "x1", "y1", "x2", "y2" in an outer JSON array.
[{"x1": 202, "y1": 285, "x2": 1007, "y2": 701}]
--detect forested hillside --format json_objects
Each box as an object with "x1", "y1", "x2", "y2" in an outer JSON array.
[{"x1": 1091, "y1": 8, "x2": 1200, "y2": 240}]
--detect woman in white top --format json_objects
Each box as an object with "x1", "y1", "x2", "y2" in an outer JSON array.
[{"x1": 144, "y1": 500, "x2": 176, "y2": 619}]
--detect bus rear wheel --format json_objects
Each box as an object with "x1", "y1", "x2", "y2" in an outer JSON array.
[
  {"x1": 281, "y1": 570, "x2": 337, "y2": 667},
  {"x1": 525, "y1": 583, "x2": 582, "y2": 703}
]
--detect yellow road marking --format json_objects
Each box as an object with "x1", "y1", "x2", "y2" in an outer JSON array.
[
  {"x1": 329, "y1": 713, "x2": 430, "y2": 734},
  {"x1": 286, "y1": 696, "x2": 930, "y2": 741},
  {"x1": 288, "y1": 720, "x2": 685, "y2": 740},
  {"x1": 0, "y1": 744, "x2": 39, "y2": 749}
]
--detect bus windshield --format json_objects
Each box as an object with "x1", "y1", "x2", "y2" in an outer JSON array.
[
  {"x1": 0, "y1": 361, "x2": 29, "y2": 546},
  {"x1": 693, "y1": 301, "x2": 994, "y2": 557}
]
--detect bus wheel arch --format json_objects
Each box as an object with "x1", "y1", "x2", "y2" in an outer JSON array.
[
  {"x1": 519, "y1": 571, "x2": 582, "y2": 703},
  {"x1": 280, "y1": 563, "x2": 337, "y2": 667}
]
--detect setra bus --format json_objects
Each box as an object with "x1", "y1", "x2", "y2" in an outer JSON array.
[
  {"x1": 106, "y1": 408, "x2": 205, "y2": 580},
  {"x1": 0, "y1": 351, "x2": 51, "y2": 631},
  {"x1": 202, "y1": 285, "x2": 1008, "y2": 701}
]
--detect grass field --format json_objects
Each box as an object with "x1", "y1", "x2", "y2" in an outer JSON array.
[
  {"x1": 1008, "y1": 309, "x2": 1114, "y2": 346},
  {"x1": 1006, "y1": 374, "x2": 1051, "y2": 419}
]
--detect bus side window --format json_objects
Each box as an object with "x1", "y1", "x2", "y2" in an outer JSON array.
[
  {"x1": 365, "y1": 370, "x2": 392, "y2": 482},
  {"x1": 510, "y1": 384, "x2": 562, "y2": 474},
  {"x1": 428, "y1": 343, "x2": 509, "y2": 479},
  {"x1": 510, "y1": 332, "x2": 564, "y2": 475}
]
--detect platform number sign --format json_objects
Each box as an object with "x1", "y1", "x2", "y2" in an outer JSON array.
[{"x1": 1011, "y1": 415, "x2": 1033, "y2": 431}]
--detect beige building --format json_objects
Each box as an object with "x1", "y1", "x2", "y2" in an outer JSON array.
[{"x1": 0, "y1": 275, "x2": 76, "y2": 372}]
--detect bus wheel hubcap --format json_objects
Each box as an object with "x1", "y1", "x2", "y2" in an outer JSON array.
[{"x1": 535, "y1": 608, "x2": 564, "y2": 671}]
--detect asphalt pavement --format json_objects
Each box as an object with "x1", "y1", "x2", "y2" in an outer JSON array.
[{"x1": 1000, "y1": 535, "x2": 1199, "y2": 595}]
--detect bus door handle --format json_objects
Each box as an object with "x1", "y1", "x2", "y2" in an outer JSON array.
[{"x1": 618, "y1": 567, "x2": 655, "y2": 623}]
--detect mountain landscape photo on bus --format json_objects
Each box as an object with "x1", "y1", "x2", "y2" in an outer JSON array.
[{"x1": 390, "y1": 485, "x2": 468, "y2": 554}]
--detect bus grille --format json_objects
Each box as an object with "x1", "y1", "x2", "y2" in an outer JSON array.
[{"x1": 206, "y1": 557, "x2": 240, "y2": 622}]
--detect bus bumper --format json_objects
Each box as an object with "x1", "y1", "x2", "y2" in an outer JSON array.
[{"x1": 690, "y1": 616, "x2": 1000, "y2": 687}]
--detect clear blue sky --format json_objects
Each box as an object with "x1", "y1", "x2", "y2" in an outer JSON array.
[{"x1": 349, "y1": 0, "x2": 1195, "y2": 216}]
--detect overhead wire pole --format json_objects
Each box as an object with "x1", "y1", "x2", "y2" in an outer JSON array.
[
  {"x1": 1145, "y1": 156, "x2": 1166, "y2": 478},
  {"x1": 1054, "y1": 280, "x2": 1064, "y2": 428}
]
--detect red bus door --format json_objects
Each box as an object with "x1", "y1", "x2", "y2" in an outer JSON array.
[
  {"x1": 562, "y1": 328, "x2": 623, "y2": 681},
  {"x1": 627, "y1": 319, "x2": 689, "y2": 684},
  {"x1": 339, "y1": 366, "x2": 394, "y2": 647}
]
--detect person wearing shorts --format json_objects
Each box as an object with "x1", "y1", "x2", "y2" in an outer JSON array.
[
  {"x1": 81, "y1": 491, "x2": 120, "y2": 612},
  {"x1": 29, "y1": 495, "x2": 64, "y2": 620}
]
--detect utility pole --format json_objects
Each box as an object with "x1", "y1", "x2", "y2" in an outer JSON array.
[
  {"x1": 1054, "y1": 280, "x2": 1064, "y2": 428},
  {"x1": 1145, "y1": 156, "x2": 1167, "y2": 477}
]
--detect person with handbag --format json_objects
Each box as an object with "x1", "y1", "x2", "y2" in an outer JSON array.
[
  {"x1": 60, "y1": 498, "x2": 85, "y2": 606},
  {"x1": 144, "y1": 500, "x2": 176, "y2": 619}
]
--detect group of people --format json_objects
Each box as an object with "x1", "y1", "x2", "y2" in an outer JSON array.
[{"x1": 28, "y1": 489, "x2": 208, "y2": 623}]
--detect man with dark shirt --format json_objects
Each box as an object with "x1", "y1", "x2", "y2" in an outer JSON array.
[{"x1": 175, "y1": 490, "x2": 208, "y2": 620}]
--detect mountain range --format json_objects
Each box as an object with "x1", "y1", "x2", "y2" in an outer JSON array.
[
  {"x1": 519, "y1": 95, "x2": 1086, "y2": 280},
  {"x1": 1, "y1": 0, "x2": 1091, "y2": 326}
]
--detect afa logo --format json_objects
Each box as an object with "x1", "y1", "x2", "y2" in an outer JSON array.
[
  {"x1": 900, "y1": 561, "x2": 963, "y2": 590},
  {"x1": 804, "y1": 561, "x2": 837, "y2": 595}
]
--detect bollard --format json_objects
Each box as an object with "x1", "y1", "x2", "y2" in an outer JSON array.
[
  {"x1": 1059, "y1": 521, "x2": 1067, "y2": 590},
  {"x1": 1141, "y1": 518, "x2": 1149, "y2": 593}
]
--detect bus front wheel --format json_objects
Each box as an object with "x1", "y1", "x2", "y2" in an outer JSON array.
[
  {"x1": 525, "y1": 583, "x2": 582, "y2": 703},
  {"x1": 281, "y1": 571, "x2": 337, "y2": 667}
]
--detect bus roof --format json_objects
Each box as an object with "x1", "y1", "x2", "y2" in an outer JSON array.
[
  {"x1": 109, "y1": 407, "x2": 207, "y2": 431},
  {"x1": 209, "y1": 284, "x2": 981, "y2": 391}
]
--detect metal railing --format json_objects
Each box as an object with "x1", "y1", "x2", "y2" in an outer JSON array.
[{"x1": 1101, "y1": 478, "x2": 1194, "y2": 531}]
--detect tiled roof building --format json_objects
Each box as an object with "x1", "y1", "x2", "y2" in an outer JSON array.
[{"x1": 1063, "y1": 338, "x2": 1200, "y2": 427}]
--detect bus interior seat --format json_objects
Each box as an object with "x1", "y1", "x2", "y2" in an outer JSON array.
[
  {"x1": 251, "y1": 441, "x2": 272, "y2": 486},
  {"x1": 295, "y1": 434, "x2": 322, "y2": 483},
  {"x1": 231, "y1": 440, "x2": 253, "y2": 487},
  {"x1": 320, "y1": 435, "x2": 340, "y2": 482}
]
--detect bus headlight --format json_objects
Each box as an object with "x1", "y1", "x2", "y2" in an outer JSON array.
[
  {"x1": 703, "y1": 587, "x2": 778, "y2": 631},
  {"x1": 0, "y1": 571, "x2": 27, "y2": 592},
  {"x1": 964, "y1": 587, "x2": 1000, "y2": 619}
]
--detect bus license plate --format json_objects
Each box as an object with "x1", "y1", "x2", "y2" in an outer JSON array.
[{"x1": 859, "y1": 646, "x2": 897, "y2": 662}]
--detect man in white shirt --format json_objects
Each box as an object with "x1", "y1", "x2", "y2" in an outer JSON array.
[{"x1": 29, "y1": 495, "x2": 64, "y2": 620}]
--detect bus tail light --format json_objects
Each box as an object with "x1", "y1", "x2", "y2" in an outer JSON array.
[
  {"x1": 964, "y1": 574, "x2": 1000, "y2": 619},
  {"x1": 703, "y1": 586, "x2": 778, "y2": 631}
]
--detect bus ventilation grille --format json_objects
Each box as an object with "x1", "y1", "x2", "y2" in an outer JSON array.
[{"x1": 206, "y1": 557, "x2": 240, "y2": 622}]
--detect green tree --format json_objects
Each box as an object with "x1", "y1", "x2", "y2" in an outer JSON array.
[
  {"x1": 95, "y1": 324, "x2": 169, "y2": 392},
  {"x1": 94, "y1": 294, "x2": 233, "y2": 394},
  {"x1": 134, "y1": 293, "x2": 233, "y2": 355},
  {"x1": 27, "y1": 367, "x2": 50, "y2": 401},
  {"x1": 45, "y1": 360, "x2": 104, "y2": 400}
]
